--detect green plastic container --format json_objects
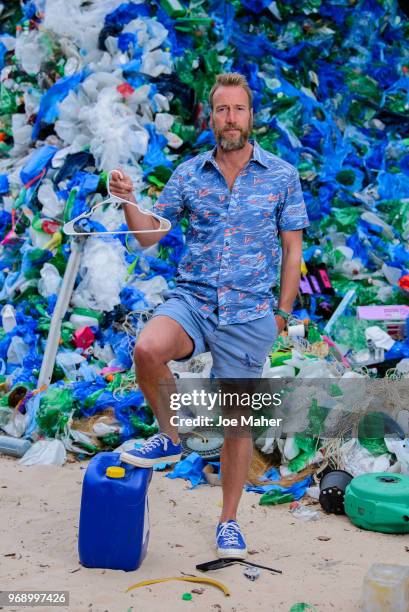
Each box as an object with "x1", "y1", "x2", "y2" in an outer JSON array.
[{"x1": 345, "y1": 473, "x2": 409, "y2": 534}]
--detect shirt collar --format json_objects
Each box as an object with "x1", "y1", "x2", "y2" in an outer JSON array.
[{"x1": 200, "y1": 139, "x2": 269, "y2": 170}]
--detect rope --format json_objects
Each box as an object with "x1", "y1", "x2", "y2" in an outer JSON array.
[{"x1": 111, "y1": 307, "x2": 155, "y2": 400}]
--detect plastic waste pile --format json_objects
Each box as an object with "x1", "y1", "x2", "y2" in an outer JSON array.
[{"x1": 0, "y1": 0, "x2": 408, "y2": 472}]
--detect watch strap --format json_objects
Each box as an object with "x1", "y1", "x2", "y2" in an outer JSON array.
[{"x1": 276, "y1": 308, "x2": 291, "y2": 320}]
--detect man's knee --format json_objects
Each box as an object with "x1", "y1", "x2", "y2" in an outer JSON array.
[{"x1": 133, "y1": 339, "x2": 165, "y2": 368}]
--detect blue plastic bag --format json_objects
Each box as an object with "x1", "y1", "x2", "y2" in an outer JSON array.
[
  {"x1": 0, "y1": 174, "x2": 9, "y2": 194},
  {"x1": 166, "y1": 452, "x2": 207, "y2": 489},
  {"x1": 20, "y1": 146, "x2": 58, "y2": 185},
  {"x1": 32, "y1": 70, "x2": 89, "y2": 140},
  {"x1": 0, "y1": 40, "x2": 7, "y2": 71},
  {"x1": 104, "y1": 2, "x2": 151, "y2": 27}
]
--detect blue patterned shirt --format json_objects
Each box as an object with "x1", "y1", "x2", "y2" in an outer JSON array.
[{"x1": 152, "y1": 140, "x2": 309, "y2": 325}]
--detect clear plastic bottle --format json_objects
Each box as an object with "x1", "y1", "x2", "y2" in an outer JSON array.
[
  {"x1": 362, "y1": 563, "x2": 409, "y2": 612},
  {"x1": 289, "y1": 502, "x2": 321, "y2": 521}
]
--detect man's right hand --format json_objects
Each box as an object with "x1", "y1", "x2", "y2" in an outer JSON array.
[{"x1": 109, "y1": 168, "x2": 134, "y2": 202}]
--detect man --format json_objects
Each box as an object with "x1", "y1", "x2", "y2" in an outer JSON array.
[{"x1": 109, "y1": 72, "x2": 309, "y2": 559}]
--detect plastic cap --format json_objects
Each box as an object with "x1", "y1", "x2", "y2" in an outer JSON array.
[{"x1": 106, "y1": 466, "x2": 125, "y2": 479}]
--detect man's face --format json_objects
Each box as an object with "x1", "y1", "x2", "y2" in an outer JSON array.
[{"x1": 210, "y1": 85, "x2": 253, "y2": 152}]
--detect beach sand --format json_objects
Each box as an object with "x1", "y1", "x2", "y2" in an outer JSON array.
[{"x1": 0, "y1": 456, "x2": 407, "y2": 612}]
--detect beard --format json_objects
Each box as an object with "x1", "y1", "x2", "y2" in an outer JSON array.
[{"x1": 213, "y1": 119, "x2": 252, "y2": 151}]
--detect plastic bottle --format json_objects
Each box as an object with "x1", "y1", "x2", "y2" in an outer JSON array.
[
  {"x1": 289, "y1": 501, "x2": 321, "y2": 521},
  {"x1": 362, "y1": 563, "x2": 409, "y2": 611},
  {"x1": 0, "y1": 435, "x2": 32, "y2": 458},
  {"x1": 78, "y1": 452, "x2": 153, "y2": 571},
  {"x1": 160, "y1": 0, "x2": 186, "y2": 17}
]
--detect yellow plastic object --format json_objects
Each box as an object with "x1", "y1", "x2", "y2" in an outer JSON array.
[
  {"x1": 106, "y1": 466, "x2": 125, "y2": 479},
  {"x1": 43, "y1": 231, "x2": 62, "y2": 251},
  {"x1": 126, "y1": 576, "x2": 230, "y2": 597}
]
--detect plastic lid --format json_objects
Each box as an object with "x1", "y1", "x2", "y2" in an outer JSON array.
[{"x1": 106, "y1": 466, "x2": 125, "y2": 479}]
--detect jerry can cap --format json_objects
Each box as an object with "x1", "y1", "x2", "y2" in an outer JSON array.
[{"x1": 106, "y1": 466, "x2": 125, "y2": 478}]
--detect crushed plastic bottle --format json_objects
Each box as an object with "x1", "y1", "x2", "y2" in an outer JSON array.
[{"x1": 289, "y1": 501, "x2": 321, "y2": 521}]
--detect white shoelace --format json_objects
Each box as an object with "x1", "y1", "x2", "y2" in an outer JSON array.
[
  {"x1": 218, "y1": 522, "x2": 241, "y2": 547},
  {"x1": 139, "y1": 433, "x2": 169, "y2": 454}
]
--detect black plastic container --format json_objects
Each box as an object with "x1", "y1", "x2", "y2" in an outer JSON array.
[{"x1": 319, "y1": 469, "x2": 353, "y2": 515}]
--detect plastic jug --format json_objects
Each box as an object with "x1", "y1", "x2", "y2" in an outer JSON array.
[
  {"x1": 0, "y1": 435, "x2": 32, "y2": 458},
  {"x1": 78, "y1": 452, "x2": 153, "y2": 571},
  {"x1": 362, "y1": 563, "x2": 409, "y2": 611}
]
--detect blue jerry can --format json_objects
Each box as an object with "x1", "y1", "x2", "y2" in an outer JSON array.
[{"x1": 78, "y1": 452, "x2": 153, "y2": 571}]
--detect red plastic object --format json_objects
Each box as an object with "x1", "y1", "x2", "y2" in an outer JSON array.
[
  {"x1": 117, "y1": 82, "x2": 134, "y2": 97},
  {"x1": 73, "y1": 327, "x2": 95, "y2": 350},
  {"x1": 398, "y1": 274, "x2": 409, "y2": 292},
  {"x1": 42, "y1": 219, "x2": 61, "y2": 234}
]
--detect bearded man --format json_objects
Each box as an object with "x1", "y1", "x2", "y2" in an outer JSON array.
[{"x1": 109, "y1": 72, "x2": 309, "y2": 558}]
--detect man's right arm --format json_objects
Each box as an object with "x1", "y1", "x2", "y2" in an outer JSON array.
[
  {"x1": 122, "y1": 193, "x2": 170, "y2": 247},
  {"x1": 110, "y1": 166, "x2": 184, "y2": 247}
]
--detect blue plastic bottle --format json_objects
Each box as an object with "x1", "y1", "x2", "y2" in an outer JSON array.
[{"x1": 78, "y1": 452, "x2": 153, "y2": 571}]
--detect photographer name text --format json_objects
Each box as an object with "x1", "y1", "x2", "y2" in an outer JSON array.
[{"x1": 170, "y1": 414, "x2": 282, "y2": 427}]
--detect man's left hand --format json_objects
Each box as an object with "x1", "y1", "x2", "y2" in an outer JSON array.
[{"x1": 275, "y1": 315, "x2": 287, "y2": 335}]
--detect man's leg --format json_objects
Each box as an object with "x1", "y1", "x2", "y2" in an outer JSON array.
[
  {"x1": 219, "y1": 436, "x2": 253, "y2": 522},
  {"x1": 134, "y1": 315, "x2": 194, "y2": 443},
  {"x1": 208, "y1": 313, "x2": 278, "y2": 556},
  {"x1": 121, "y1": 298, "x2": 209, "y2": 467}
]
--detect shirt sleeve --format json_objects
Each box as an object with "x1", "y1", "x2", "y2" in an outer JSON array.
[
  {"x1": 151, "y1": 167, "x2": 185, "y2": 227},
  {"x1": 277, "y1": 169, "x2": 310, "y2": 231}
]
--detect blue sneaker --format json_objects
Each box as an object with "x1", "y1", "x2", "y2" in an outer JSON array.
[
  {"x1": 216, "y1": 520, "x2": 247, "y2": 559},
  {"x1": 120, "y1": 433, "x2": 182, "y2": 468}
]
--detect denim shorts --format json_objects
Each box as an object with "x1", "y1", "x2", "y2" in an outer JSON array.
[{"x1": 151, "y1": 295, "x2": 277, "y2": 378}]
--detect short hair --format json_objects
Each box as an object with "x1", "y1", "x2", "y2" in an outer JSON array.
[{"x1": 209, "y1": 73, "x2": 253, "y2": 110}]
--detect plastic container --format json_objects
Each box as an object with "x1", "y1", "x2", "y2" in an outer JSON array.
[
  {"x1": 78, "y1": 452, "x2": 153, "y2": 571},
  {"x1": 319, "y1": 469, "x2": 353, "y2": 515},
  {"x1": 345, "y1": 472, "x2": 409, "y2": 533},
  {"x1": 362, "y1": 563, "x2": 409, "y2": 612},
  {"x1": 0, "y1": 435, "x2": 32, "y2": 458},
  {"x1": 289, "y1": 501, "x2": 321, "y2": 521}
]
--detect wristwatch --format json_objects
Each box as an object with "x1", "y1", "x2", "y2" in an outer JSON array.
[{"x1": 275, "y1": 308, "x2": 291, "y2": 321}]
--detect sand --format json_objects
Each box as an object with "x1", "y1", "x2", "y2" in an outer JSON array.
[{"x1": 0, "y1": 456, "x2": 407, "y2": 612}]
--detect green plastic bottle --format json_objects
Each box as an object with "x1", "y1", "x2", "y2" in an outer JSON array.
[{"x1": 160, "y1": 0, "x2": 186, "y2": 18}]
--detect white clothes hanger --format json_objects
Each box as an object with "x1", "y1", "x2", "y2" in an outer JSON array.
[{"x1": 62, "y1": 169, "x2": 172, "y2": 236}]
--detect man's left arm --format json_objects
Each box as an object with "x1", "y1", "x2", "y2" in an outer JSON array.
[
  {"x1": 276, "y1": 230, "x2": 303, "y2": 332},
  {"x1": 275, "y1": 169, "x2": 310, "y2": 332}
]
